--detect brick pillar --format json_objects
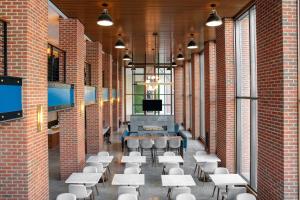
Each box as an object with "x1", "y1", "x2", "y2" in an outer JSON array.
[
  {"x1": 215, "y1": 18, "x2": 235, "y2": 172},
  {"x1": 85, "y1": 41, "x2": 103, "y2": 154},
  {"x1": 256, "y1": 0, "x2": 298, "y2": 199},
  {"x1": 103, "y1": 53, "x2": 113, "y2": 129},
  {"x1": 59, "y1": 19, "x2": 86, "y2": 179},
  {"x1": 183, "y1": 61, "x2": 191, "y2": 130},
  {"x1": 0, "y1": 0, "x2": 49, "y2": 199},
  {"x1": 119, "y1": 63, "x2": 124, "y2": 123},
  {"x1": 112, "y1": 60, "x2": 118, "y2": 131},
  {"x1": 174, "y1": 66, "x2": 184, "y2": 124},
  {"x1": 204, "y1": 41, "x2": 217, "y2": 153},
  {"x1": 191, "y1": 53, "x2": 201, "y2": 139}
]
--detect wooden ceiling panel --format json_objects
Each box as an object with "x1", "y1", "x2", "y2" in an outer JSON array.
[{"x1": 51, "y1": 0, "x2": 251, "y2": 62}]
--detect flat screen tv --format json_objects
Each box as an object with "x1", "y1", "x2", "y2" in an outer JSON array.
[{"x1": 143, "y1": 100, "x2": 162, "y2": 111}]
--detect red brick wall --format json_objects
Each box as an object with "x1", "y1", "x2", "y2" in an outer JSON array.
[
  {"x1": 183, "y1": 61, "x2": 191, "y2": 130},
  {"x1": 191, "y1": 54, "x2": 201, "y2": 139},
  {"x1": 119, "y1": 62, "x2": 124, "y2": 122},
  {"x1": 204, "y1": 41, "x2": 217, "y2": 153},
  {"x1": 174, "y1": 66, "x2": 184, "y2": 124},
  {"x1": 86, "y1": 41, "x2": 103, "y2": 154},
  {"x1": 0, "y1": 0, "x2": 49, "y2": 199},
  {"x1": 215, "y1": 18, "x2": 235, "y2": 173},
  {"x1": 58, "y1": 19, "x2": 86, "y2": 179},
  {"x1": 112, "y1": 60, "x2": 118, "y2": 131},
  {"x1": 256, "y1": 0, "x2": 298, "y2": 199}
]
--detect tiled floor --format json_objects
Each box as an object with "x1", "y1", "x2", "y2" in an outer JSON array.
[{"x1": 49, "y1": 129, "x2": 217, "y2": 200}]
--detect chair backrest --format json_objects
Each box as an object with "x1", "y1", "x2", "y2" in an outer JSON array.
[
  {"x1": 83, "y1": 166, "x2": 98, "y2": 173},
  {"x1": 169, "y1": 167, "x2": 184, "y2": 175},
  {"x1": 56, "y1": 193, "x2": 76, "y2": 200},
  {"x1": 164, "y1": 151, "x2": 176, "y2": 156},
  {"x1": 140, "y1": 139, "x2": 153, "y2": 148},
  {"x1": 214, "y1": 167, "x2": 229, "y2": 174},
  {"x1": 124, "y1": 167, "x2": 140, "y2": 174},
  {"x1": 87, "y1": 162, "x2": 104, "y2": 172},
  {"x1": 236, "y1": 193, "x2": 256, "y2": 200},
  {"x1": 195, "y1": 151, "x2": 207, "y2": 156},
  {"x1": 127, "y1": 139, "x2": 140, "y2": 149},
  {"x1": 68, "y1": 184, "x2": 88, "y2": 199},
  {"x1": 154, "y1": 137, "x2": 167, "y2": 148},
  {"x1": 169, "y1": 138, "x2": 181, "y2": 148},
  {"x1": 176, "y1": 193, "x2": 196, "y2": 200},
  {"x1": 165, "y1": 163, "x2": 180, "y2": 172},
  {"x1": 118, "y1": 193, "x2": 138, "y2": 200},
  {"x1": 97, "y1": 151, "x2": 109, "y2": 156},
  {"x1": 203, "y1": 162, "x2": 218, "y2": 173},
  {"x1": 125, "y1": 162, "x2": 140, "y2": 168},
  {"x1": 129, "y1": 151, "x2": 141, "y2": 156},
  {"x1": 170, "y1": 187, "x2": 191, "y2": 200}
]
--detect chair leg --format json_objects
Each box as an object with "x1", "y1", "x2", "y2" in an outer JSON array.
[
  {"x1": 95, "y1": 185, "x2": 99, "y2": 195},
  {"x1": 212, "y1": 186, "x2": 216, "y2": 197},
  {"x1": 193, "y1": 164, "x2": 198, "y2": 174},
  {"x1": 217, "y1": 188, "x2": 220, "y2": 200}
]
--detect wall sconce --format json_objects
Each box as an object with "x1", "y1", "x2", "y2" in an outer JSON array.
[
  {"x1": 117, "y1": 97, "x2": 120, "y2": 103},
  {"x1": 80, "y1": 101, "x2": 85, "y2": 114},
  {"x1": 37, "y1": 105, "x2": 43, "y2": 132},
  {"x1": 110, "y1": 98, "x2": 114, "y2": 104},
  {"x1": 99, "y1": 99, "x2": 103, "y2": 107}
]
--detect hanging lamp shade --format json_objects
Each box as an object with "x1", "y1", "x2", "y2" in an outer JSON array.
[
  {"x1": 176, "y1": 51, "x2": 184, "y2": 61},
  {"x1": 115, "y1": 38, "x2": 125, "y2": 49},
  {"x1": 123, "y1": 53, "x2": 131, "y2": 61},
  {"x1": 206, "y1": 4, "x2": 222, "y2": 27},
  {"x1": 187, "y1": 40, "x2": 198, "y2": 49},
  {"x1": 172, "y1": 61, "x2": 177, "y2": 67},
  {"x1": 97, "y1": 8, "x2": 113, "y2": 26}
]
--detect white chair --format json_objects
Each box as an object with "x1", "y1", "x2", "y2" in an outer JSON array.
[
  {"x1": 169, "y1": 167, "x2": 184, "y2": 175},
  {"x1": 68, "y1": 184, "x2": 92, "y2": 199},
  {"x1": 129, "y1": 151, "x2": 141, "y2": 156},
  {"x1": 194, "y1": 151, "x2": 207, "y2": 176},
  {"x1": 170, "y1": 187, "x2": 191, "y2": 200},
  {"x1": 164, "y1": 163, "x2": 180, "y2": 174},
  {"x1": 56, "y1": 193, "x2": 76, "y2": 200},
  {"x1": 176, "y1": 193, "x2": 196, "y2": 200},
  {"x1": 87, "y1": 162, "x2": 107, "y2": 182},
  {"x1": 212, "y1": 167, "x2": 230, "y2": 198},
  {"x1": 164, "y1": 151, "x2": 176, "y2": 156},
  {"x1": 125, "y1": 163, "x2": 141, "y2": 173},
  {"x1": 118, "y1": 193, "x2": 138, "y2": 200},
  {"x1": 97, "y1": 151, "x2": 111, "y2": 174},
  {"x1": 124, "y1": 167, "x2": 140, "y2": 174},
  {"x1": 154, "y1": 137, "x2": 167, "y2": 158},
  {"x1": 83, "y1": 166, "x2": 99, "y2": 196},
  {"x1": 221, "y1": 187, "x2": 247, "y2": 200},
  {"x1": 201, "y1": 161, "x2": 218, "y2": 181},
  {"x1": 140, "y1": 139, "x2": 153, "y2": 160},
  {"x1": 127, "y1": 139, "x2": 140, "y2": 152},
  {"x1": 236, "y1": 193, "x2": 256, "y2": 200},
  {"x1": 168, "y1": 138, "x2": 181, "y2": 155},
  {"x1": 117, "y1": 186, "x2": 139, "y2": 196}
]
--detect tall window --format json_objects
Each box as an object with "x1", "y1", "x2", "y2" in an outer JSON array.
[{"x1": 235, "y1": 6, "x2": 257, "y2": 190}]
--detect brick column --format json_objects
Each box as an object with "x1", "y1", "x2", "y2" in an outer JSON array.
[
  {"x1": 204, "y1": 41, "x2": 217, "y2": 153},
  {"x1": 85, "y1": 41, "x2": 103, "y2": 154},
  {"x1": 183, "y1": 61, "x2": 191, "y2": 130},
  {"x1": 119, "y1": 63, "x2": 124, "y2": 123},
  {"x1": 103, "y1": 53, "x2": 113, "y2": 129},
  {"x1": 0, "y1": 0, "x2": 49, "y2": 199},
  {"x1": 112, "y1": 60, "x2": 118, "y2": 131},
  {"x1": 215, "y1": 18, "x2": 235, "y2": 172},
  {"x1": 59, "y1": 19, "x2": 86, "y2": 179},
  {"x1": 174, "y1": 66, "x2": 184, "y2": 124},
  {"x1": 191, "y1": 53, "x2": 201, "y2": 139},
  {"x1": 256, "y1": 0, "x2": 298, "y2": 199}
]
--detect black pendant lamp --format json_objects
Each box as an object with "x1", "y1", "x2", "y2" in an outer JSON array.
[
  {"x1": 123, "y1": 49, "x2": 131, "y2": 61},
  {"x1": 187, "y1": 34, "x2": 198, "y2": 49},
  {"x1": 206, "y1": 4, "x2": 222, "y2": 27},
  {"x1": 115, "y1": 34, "x2": 125, "y2": 49},
  {"x1": 97, "y1": 3, "x2": 113, "y2": 27},
  {"x1": 176, "y1": 49, "x2": 184, "y2": 61}
]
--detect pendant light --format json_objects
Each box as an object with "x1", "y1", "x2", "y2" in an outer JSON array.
[
  {"x1": 97, "y1": 3, "x2": 113, "y2": 26},
  {"x1": 123, "y1": 49, "x2": 131, "y2": 61},
  {"x1": 176, "y1": 49, "x2": 184, "y2": 61},
  {"x1": 172, "y1": 61, "x2": 177, "y2": 67},
  {"x1": 206, "y1": 4, "x2": 222, "y2": 27},
  {"x1": 187, "y1": 34, "x2": 198, "y2": 49},
  {"x1": 115, "y1": 34, "x2": 125, "y2": 49}
]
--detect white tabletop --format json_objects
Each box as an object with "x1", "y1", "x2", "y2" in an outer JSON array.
[
  {"x1": 209, "y1": 174, "x2": 248, "y2": 186},
  {"x1": 65, "y1": 173, "x2": 102, "y2": 184},
  {"x1": 112, "y1": 174, "x2": 145, "y2": 186},
  {"x1": 86, "y1": 155, "x2": 114, "y2": 163},
  {"x1": 161, "y1": 175, "x2": 196, "y2": 187},
  {"x1": 121, "y1": 156, "x2": 147, "y2": 163},
  {"x1": 193, "y1": 154, "x2": 221, "y2": 163},
  {"x1": 158, "y1": 156, "x2": 184, "y2": 163}
]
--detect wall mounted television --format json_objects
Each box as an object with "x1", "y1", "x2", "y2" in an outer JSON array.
[{"x1": 142, "y1": 99, "x2": 162, "y2": 111}]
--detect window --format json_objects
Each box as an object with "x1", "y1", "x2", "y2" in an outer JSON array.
[
  {"x1": 47, "y1": 44, "x2": 66, "y2": 82},
  {"x1": 84, "y1": 62, "x2": 92, "y2": 86},
  {"x1": 235, "y1": 6, "x2": 257, "y2": 190}
]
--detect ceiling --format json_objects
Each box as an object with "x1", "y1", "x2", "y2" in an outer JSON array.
[{"x1": 50, "y1": 0, "x2": 251, "y2": 63}]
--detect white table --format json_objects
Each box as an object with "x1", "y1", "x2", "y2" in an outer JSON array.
[
  {"x1": 112, "y1": 174, "x2": 145, "y2": 186},
  {"x1": 65, "y1": 173, "x2": 102, "y2": 184},
  {"x1": 161, "y1": 175, "x2": 196, "y2": 187},
  {"x1": 193, "y1": 154, "x2": 221, "y2": 163},
  {"x1": 121, "y1": 156, "x2": 147, "y2": 163},
  {"x1": 158, "y1": 156, "x2": 184, "y2": 163},
  {"x1": 86, "y1": 156, "x2": 114, "y2": 163}
]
